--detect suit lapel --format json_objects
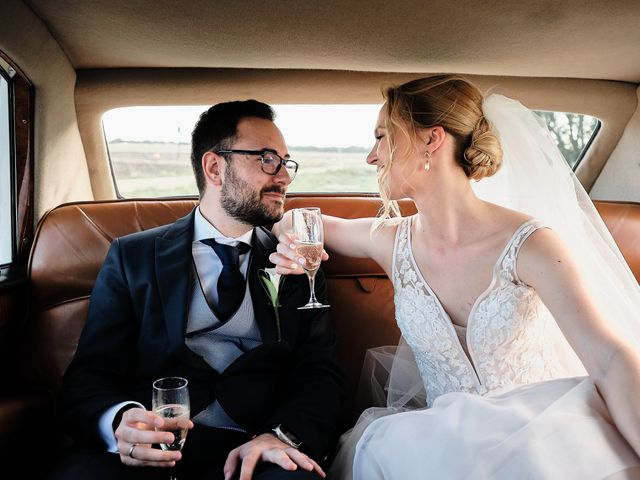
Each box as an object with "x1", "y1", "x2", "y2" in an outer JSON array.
[
  {"x1": 155, "y1": 210, "x2": 203, "y2": 362},
  {"x1": 249, "y1": 226, "x2": 279, "y2": 344}
]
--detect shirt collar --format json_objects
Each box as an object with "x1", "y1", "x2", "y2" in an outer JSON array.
[{"x1": 193, "y1": 206, "x2": 253, "y2": 246}]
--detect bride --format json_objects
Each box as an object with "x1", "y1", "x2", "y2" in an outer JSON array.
[{"x1": 272, "y1": 75, "x2": 640, "y2": 479}]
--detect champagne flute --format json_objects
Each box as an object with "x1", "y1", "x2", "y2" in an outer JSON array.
[
  {"x1": 291, "y1": 207, "x2": 330, "y2": 309},
  {"x1": 152, "y1": 376, "x2": 190, "y2": 480}
]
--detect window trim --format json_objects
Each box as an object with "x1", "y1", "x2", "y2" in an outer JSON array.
[
  {"x1": 572, "y1": 119, "x2": 601, "y2": 171},
  {"x1": 0, "y1": 66, "x2": 14, "y2": 267},
  {"x1": 0, "y1": 51, "x2": 34, "y2": 281}
]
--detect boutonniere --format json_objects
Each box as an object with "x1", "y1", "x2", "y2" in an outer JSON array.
[{"x1": 258, "y1": 267, "x2": 285, "y2": 341}]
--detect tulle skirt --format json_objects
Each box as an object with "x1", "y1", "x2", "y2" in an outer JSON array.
[{"x1": 330, "y1": 377, "x2": 640, "y2": 480}]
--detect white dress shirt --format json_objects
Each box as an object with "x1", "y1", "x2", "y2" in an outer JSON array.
[{"x1": 191, "y1": 207, "x2": 253, "y2": 306}]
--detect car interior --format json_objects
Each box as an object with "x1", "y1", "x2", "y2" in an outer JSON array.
[{"x1": 1, "y1": 0, "x2": 639, "y2": 475}]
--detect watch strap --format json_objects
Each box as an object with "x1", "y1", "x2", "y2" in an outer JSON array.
[{"x1": 272, "y1": 424, "x2": 302, "y2": 448}]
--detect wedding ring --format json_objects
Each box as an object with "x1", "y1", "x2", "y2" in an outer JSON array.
[{"x1": 128, "y1": 443, "x2": 139, "y2": 458}]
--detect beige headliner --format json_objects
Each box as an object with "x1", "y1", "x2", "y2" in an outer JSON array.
[
  {"x1": 4, "y1": 0, "x2": 639, "y2": 214},
  {"x1": 24, "y1": 0, "x2": 640, "y2": 82}
]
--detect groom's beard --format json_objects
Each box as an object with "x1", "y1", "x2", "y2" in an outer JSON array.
[{"x1": 221, "y1": 165, "x2": 285, "y2": 227}]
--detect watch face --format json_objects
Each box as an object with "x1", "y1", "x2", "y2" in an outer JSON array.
[
  {"x1": 282, "y1": 427, "x2": 301, "y2": 446},
  {"x1": 274, "y1": 425, "x2": 302, "y2": 447}
]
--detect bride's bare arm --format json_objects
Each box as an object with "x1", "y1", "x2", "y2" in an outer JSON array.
[
  {"x1": 271, "y1": 211, "x2": 394, "y2": 274},
  {"x1": 518, "y1": 228, "x2": 640, "y2": 455}
]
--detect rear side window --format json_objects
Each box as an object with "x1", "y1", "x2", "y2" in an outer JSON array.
[
  {"x1": 536, "y1": 111, "x2": 600, "y2": 168},
  {"x1": 104, "y1": 105, "x2": 599, "y2": 198},
  {"x1": 0, "y1": 52, "x2": 33, "y2": 273},
  {"x1": 0, "y1": 70, "x2": 11, "y2": 265}
]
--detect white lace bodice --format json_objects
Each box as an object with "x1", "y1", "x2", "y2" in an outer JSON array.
[{"x1": 393, "y1": 217, "x2": 561, "y2": 406}]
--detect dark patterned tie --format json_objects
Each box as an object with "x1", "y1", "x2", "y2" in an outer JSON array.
[{"x1": 200, "y1": 239, "x2": 251, "y2": 322}]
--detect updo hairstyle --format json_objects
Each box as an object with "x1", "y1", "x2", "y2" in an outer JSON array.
[
  {"x1": 376, "y1": 74, "x2": 503, "y2": 221},
  {"x1": 383, "y1": 74, "x2": 503, "y2": 181}
]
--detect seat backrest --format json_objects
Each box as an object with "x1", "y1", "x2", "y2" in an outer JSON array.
[
  {"x1": 24, "y1": 196, "x2": 412, "y2": 423},
  {"x1": 24, "y1": 197, "x2": 640, "y2": 424},
  {"x1": 25, "y1": 200, "x2": 198, "y2": 395}
]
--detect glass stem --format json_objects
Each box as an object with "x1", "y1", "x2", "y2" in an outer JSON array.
[{"x1": 307, "y1": 270, "x2": 318, "y2": 304}]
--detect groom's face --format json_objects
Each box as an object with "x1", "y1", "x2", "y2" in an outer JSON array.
[{"x1": 220, "y1": 117, "x2": 292, "y2": 226}]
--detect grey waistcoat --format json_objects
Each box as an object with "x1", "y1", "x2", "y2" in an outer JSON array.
[{"x1": 185, "y1": 271, "x2": 262, "y2": 431}]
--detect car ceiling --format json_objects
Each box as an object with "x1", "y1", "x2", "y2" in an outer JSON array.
[{"x1": 23, "y1": 0, "x2": 640, "y2": 83}]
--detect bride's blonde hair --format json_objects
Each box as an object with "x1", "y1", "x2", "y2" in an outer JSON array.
[{"x1": 378, "y1": 74, "x2": 503, "y2": 220}]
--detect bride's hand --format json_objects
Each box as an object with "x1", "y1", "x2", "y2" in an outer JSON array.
[
  {"x1": 271, "y1": 210, "x2": 292, "y2": 238},
  {"x1": 269, "y1": 233, "x2": 329, "y2": 275}
]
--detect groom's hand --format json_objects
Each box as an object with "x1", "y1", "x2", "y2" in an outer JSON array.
[
  {"x1": 269, "y1": 233, "x2": 329, "y2": 275},
  {"x1": 115, "y1": 407, "x2": 193, "y2": 468},
  {"x1": 223, "y1": 433, "x2": 326, "y2": 480}
]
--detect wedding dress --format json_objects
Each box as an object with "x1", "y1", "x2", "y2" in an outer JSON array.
[
  {"x1": 328, "y1": 94, "x2": 640, "y2": 479},
  {"x1": 349, "y1": 216, "x2": 640, "y2": 479}
]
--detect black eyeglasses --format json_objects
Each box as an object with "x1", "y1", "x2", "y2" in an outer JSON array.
[{"x1": 215, "y1": 149, "x2": 298, "y2": 180}]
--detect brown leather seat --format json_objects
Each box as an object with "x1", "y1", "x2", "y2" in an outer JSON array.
[
  {"x1": 12, "y1": 196, "x2": 640, "y2": 459},
  {"x1": 26, "y1": 199, "x2": 199, "y2": 395},
  {"x1": 594, "y1": 201, "x2": 640, "y2": 283},
  {"x1": 24, "y1": 196, "x2": 412, "y2": 426}
]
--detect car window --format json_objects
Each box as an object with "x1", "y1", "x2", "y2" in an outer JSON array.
[
  {"x1": 0, "y1": 68, "x2": 12, "y2": 265},
  {"x1": 103, "y1": 104, "x2": 380, "y2": 197},
  {"x1": 536, "y1": 111, "x2": 600, "y2": 168},
  {"x1": 0, "y1": 53, "x2": 34, "y2": 274},
  {"x1": 104, "y1": 105, "x2": 599, "y2": 198}
]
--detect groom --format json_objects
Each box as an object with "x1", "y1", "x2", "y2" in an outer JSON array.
[{"x1": 52, "y1": 100, "x2": 343, "y2": 480}]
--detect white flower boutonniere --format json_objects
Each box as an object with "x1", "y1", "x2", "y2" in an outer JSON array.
[{"x1": 258, "y1": 267, "x2": 285, "y2": 341}]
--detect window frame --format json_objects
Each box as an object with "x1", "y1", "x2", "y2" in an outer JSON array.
[
  {"x1": 0, "y1": 51, "x2": 34, "y2": 284},
  {"x1": 0, "y1": 66, "x2": 14, "y2": 267},
  {"x1": 572, "y1": 120, "x2": 601, "y2": 171}
]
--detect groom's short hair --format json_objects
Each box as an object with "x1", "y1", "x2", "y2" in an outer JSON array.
[{"x1": 191, "y1": 100, "x2": 275, "y2": 195}]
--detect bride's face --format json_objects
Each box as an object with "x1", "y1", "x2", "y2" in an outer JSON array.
[{"x1": 366, "y1": 108, "x2": 421, "y2": 199}]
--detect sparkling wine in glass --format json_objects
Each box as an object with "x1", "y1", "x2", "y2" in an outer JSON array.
[
  {"x1": 291, "y1": 207, "x2": 330, "y2": 309},
  {"x1": 152, "y1": 376, "x2": 190, "y2": 480}
]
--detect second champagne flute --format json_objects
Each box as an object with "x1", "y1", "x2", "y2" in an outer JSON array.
[
  {"x1": 152, "y1": 376, "x2": 190, "y2": 480},
  {"x1": 291, "y1": 207, "x2": 330, "y2": 309}
]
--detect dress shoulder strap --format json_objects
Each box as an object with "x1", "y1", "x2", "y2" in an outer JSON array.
[
  {"x1": 498, "y1": 218, "x2": 549, "y2": 284},
  {"x1": 391, "y1": 216, "x2": 413, "y2": 283}
]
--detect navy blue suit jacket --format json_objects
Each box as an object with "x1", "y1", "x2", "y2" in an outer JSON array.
[{"x1": 60, "y1": 209, "x2": 343, "y2": 459}]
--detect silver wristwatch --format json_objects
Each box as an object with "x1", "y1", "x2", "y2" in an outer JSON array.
[{"x1": 272, "y1": 424, "x2": 302, "y2": 449}]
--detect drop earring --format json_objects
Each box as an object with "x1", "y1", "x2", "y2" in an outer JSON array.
[{"x1": 423, "y1": 151, "x2": 431, "y2": 172}]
